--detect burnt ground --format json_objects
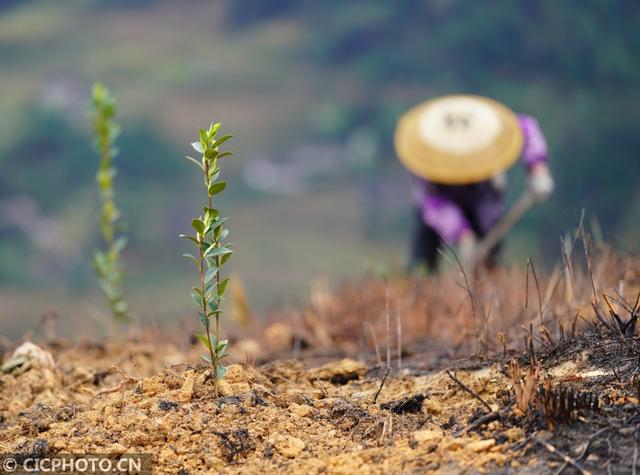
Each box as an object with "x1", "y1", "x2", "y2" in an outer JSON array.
[
  {"x1": 1, "y1": 249, "x2": 640, "y2": 473},
  {"x1": 1, "y1": 326, "x2": 640, "y2": 474}
]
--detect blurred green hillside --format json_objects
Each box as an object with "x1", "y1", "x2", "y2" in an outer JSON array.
[{"x1": 0, "y1": 0, "x2": 638, "y2": 333}]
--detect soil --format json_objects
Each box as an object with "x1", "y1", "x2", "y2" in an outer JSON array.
[
  {"x1": 1, "y1": 330, "x2": 639, "y2": 474},
  {"x1": 1, "y1": 251, "x2": 640, "y2": 474}
]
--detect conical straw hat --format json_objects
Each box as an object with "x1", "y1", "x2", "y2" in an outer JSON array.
[{"x1": 394, "y1": 95, "x2": 523, "y2": 184}]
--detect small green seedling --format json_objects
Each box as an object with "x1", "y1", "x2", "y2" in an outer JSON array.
[
  {"x1": 90, "y1": 83, "x2": 129, "y2": 322},
  {"x1": 181, "y1": 123, "x2": 234, "y2": 391}
]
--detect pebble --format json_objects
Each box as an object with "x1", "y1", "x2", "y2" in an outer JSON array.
[
  {"x1": 422, "y1": 399, "x2": 443, "y2": 415},
  {"x1": 289, "y1": 403, "x2": 312, "y2": 417},
  {"x1": 273, "y1": 435, "x2": 305, "y2": 458},
  {"x1": 467, "y1": 439, "x2": 496, "y2": 453},
  {"x1": 413, "y1": 429, "x2": 443, "y2": 444},
  {"x1": 179, "y1": 375, "x2": 195, "y2": 402},
  {"x1": 443, "y1": 439, "x2": 464, "y2": 451}
]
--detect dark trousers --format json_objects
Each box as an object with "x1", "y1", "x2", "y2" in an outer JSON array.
[{"x1": 409, "y1": 204, "x2": 504, "y2": 273}]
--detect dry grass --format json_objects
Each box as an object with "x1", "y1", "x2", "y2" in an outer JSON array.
[{"x1": 278, "y1": 230, "x2": 640, "y2": 365}]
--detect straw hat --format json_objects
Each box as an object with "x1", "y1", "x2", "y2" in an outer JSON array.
[{"x1": 394, "y1": 95, "x2": 523, "y2": 184}]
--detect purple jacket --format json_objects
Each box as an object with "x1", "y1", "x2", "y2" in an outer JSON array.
[{"x1": 412, "y1": 114, "x2": 548, "y2": 244}]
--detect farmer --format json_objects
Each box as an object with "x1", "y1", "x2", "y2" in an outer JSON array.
[{"x1": 394, "y1": 95, "x2": 554, "y2": 272}]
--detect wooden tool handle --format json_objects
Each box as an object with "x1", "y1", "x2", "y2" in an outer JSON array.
[{"x1": 474, "y1": 190, "x2": 537, "y2": 263}]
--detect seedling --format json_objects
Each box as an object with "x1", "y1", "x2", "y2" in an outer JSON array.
[
  {"x1": 180, "y1": 123, "x2": 234, "y2": 390},
  {"x1": 90, "y1": 83, "x2": 129, "y2": 322}
]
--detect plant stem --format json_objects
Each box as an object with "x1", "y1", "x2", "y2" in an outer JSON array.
[
  {"x1": 198, "y1": 230, "x2": 216, "y2": 385},
  {"x1": 99, "y1": 142, "x2": 113, "y2": 246},
  {"x1": 204, "y1": 161, "x2": 219, "y2": 392},
  {"x1": 210, "y1": 196, "x2": 222, "y2": 385}
]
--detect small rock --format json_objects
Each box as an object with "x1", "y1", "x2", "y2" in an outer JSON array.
[
  {"x1": 106, "y1": 443, "x2": 128, "y2": 454},
  {"x1": 467, "y1": 439, "x2": 496, "y2": 453},
  {"x1": 141, "y1": 377, "x2": 161, "y2": 396},
  {"x1": 217, "y1": 380, "x2": 234, "y2": 397},
  {"x1": 351, "y1": 390, "x2": 376, "y2": 400},
  {"x1": 443, "y1": 439, "x2": 464, "y2": 451},
  {"x1": 179, "y1": 374, "x2": 195, "y2": 402},
  {"x1": 314, "y1": 397, "x2": 343, "y2": 410},
  {"x1": 289, "y1": 403, "x2": 312, "y2": 417},
  {"x1": 231, "y1": 382, "x2": 251, "y2": 394},
  {"x1": 422, "y1": 399, "x2": 443, "y2": 415},
  {"x1": 503, "y1": 427, "x2": 524, "y2": 442},
  {"x1": 3, "y1": 342, "x2": 56, "y2": 373},
  {"x1": 225, "y1": 365, "x2": 246, "y2": 384},
  {"x1": 307, "y1": 358, "x2": 366, "y2": 385},
  {"x1": 413, "y1": 429, "x2": 443, "y2": 444},
  {"x1": 273, "y1": 435, "x2": 305, "y2": 458}
]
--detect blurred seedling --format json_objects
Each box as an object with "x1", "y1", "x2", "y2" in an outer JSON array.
[
  {"x1": 90, "y1": 83, "x2": 129, "y2": 322},
  {"x1": 181, "y1": 123, "x2": 234, "y2": 393}
]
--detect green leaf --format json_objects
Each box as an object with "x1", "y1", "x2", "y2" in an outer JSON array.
[
  {"x1": 220, "y1": 253, "x2": 233, "y2": 266},
  {"x1": 207, "y1": 247, "x2": 233, "y2": 258},
  {"x1": 202, "y1": 243, "x2": 216, "y2": 259},
  {"x1": 182, "y1": 253, "x2": 199, "y2": 266},
  {"x1": 199, "y1": 311, "x2": 208, "y2": 326},
  {"x1": 212, "y1": 135, "x2": 232, "y2": 149},
  {"x1": 92, "y1": 82, "x2": 106, "y2": 101},
  {"x1": 217, "y1": 151, "x2": 234, "y2": 159},
  {"x1": 191, "y1": 219, "x2": 205, "y2": 235},
  {"x1": 213, "y1": 225, "x2": 228, "y2": 240},
  {"x1": 205, "y1": 149, "x2": 218, "y2": 161},
  {"x1": 204, "y1": 266, "x2": 218, "y2": 284},
  {"x1": 185, "y1": 156, "x2": 204, "y2": 170},
  {"x1": 93, "y1": 249, "x2": 105, "y2": 263},
  {"x1": 179, "y1": 234, "x2": 199, "y2": 245},
  {"x1": 209, "y1": 170, "x2": 220, "y2": 182},
  {"x1": 113, "y1": 236, "x2": 127, "y2": 253},
  {"x1": 204, "y1": 207, "x2": 219, "y2": 221},
  {"x1": 216, "y1": 365, "x2": 227, "y2": 380},
  {"x1": 209, "y1": 123, "x2": 221, "y2": 136},
  {"x1": 190, "y1": 291, "x2": 203, "y2": 307},
  {"x1": 211, "y1": 217, "x2": 229, "y2": 229},
  {"x1": 218, "y1": 229, "x2": 229, "y2": 241},
  {"x1": 201, "y1": 354, "x2": 212, "y2": 364},
  {"x1": 216, "y1": 339, "x2": 228, "y2": 354},
  {"x1": 194, "y1": 333, "x2": 212, "y2": 350},
  {"x1": 208, "y1": 181, "x2": 227, "y2": 196},
  {"x1": 191, "y1": 142, "x2": 204, "y2": 154},
  {"x1": 217, "y1": 278, "x2": 230, "y2": 296},
  {"x1": 199, "y1": 128, "x2": 208, "y2": 144}
]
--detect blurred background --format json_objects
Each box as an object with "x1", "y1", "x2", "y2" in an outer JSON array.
[{"x1": 1, "y1": 0, "x2": 639, "y2": 337}]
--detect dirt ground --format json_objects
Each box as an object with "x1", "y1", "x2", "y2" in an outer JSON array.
[{"x1": 1, "y1": 246, "x2": 640, "y2": 474}]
